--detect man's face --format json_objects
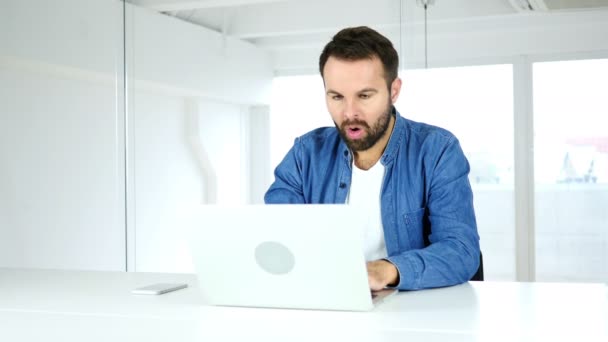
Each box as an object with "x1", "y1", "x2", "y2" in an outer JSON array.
[{"x1": 322, "y1": 56, "x2": 401, "y2": 152}]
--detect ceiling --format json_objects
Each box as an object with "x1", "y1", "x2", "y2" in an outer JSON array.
[
  {"x1": 127, "y1": 0, "x2": 608, "y2": 37},
  {"x1": 126, "y1": 0, "x2": 608, "y2": 73}
]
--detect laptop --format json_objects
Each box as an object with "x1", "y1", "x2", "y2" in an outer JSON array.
[{"x1": 188, "y1": 204, "x2": 397, "y2": 311}]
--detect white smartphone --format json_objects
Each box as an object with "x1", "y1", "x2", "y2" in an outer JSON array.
[{"x1": 131, "y1": 283, "x2": 188, "y2": 295}]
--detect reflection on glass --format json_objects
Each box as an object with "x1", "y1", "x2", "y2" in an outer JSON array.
[{"x1": 534, "y1": 58, "x2": 608, "y2": 282}]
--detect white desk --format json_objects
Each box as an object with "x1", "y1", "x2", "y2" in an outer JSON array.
[{"x1": 0, "y1": 268, "x2": 606, "y2": 341}]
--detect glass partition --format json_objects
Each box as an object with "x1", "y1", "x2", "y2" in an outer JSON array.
[{"x1": 3, "y1": 0, "x2": 606, "y2": 281}]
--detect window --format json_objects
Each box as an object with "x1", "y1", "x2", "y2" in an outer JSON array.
[{"x1": 533, "y1": 58, "x2": 608, "y2": 282}]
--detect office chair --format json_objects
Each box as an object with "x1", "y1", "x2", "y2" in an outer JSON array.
[{"x1": 470, "y1": 252, "x2": 484, "y2": 281}]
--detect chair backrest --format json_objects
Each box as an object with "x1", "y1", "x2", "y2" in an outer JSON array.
[{"x1": 470, "y1": 252, "x2": 484, "y2": 281}]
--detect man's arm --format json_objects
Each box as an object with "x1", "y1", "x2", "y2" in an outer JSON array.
[
  {"x1": 264, "y1": 139, "x2": 306, "y2": 204},
  {"x1": 386, "y1": 137, "x2": 480, "y2": 290}
]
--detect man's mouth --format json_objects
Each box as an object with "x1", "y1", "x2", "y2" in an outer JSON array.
[{"x1": 345, "y1": 125, "x2": 365, "y2": 140}]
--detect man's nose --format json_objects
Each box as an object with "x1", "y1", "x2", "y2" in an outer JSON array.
[{"x1": 343, "y1": 99, "x2": 359, "y2": 120}]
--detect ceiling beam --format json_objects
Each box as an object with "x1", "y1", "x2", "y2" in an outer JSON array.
[
  {"x1": 128, "y1": 0, "x2": 290, "y2": 12},
  {"x1": 213, "y1": 0, "x2": 517, "y2": 39}
]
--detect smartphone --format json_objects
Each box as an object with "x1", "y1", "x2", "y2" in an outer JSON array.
[{"x1": 131, "y1": 283, "x2": 188, "y2": 295}]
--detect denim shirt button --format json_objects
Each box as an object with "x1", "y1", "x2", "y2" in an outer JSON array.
[{"x1": 339, "y1": 182, "x2": 346, "y2": 189}]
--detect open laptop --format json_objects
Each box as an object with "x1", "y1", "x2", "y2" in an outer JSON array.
[{"x1": 188, "y1": 204, "x2": 397, "y2": 311}]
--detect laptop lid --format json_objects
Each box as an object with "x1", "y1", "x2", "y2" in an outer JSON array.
[{"x1": 188, "y1": 204, "x2": 387, "y2": 311}]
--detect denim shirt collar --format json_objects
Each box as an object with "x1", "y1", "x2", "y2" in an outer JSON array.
[{"x1": 340, "y1": 106, "x2": 404, "y2": 168}]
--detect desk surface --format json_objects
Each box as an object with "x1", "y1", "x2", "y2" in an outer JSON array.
[{"x1": 0, "y1": 268, "x2": 606, "y2": 342}]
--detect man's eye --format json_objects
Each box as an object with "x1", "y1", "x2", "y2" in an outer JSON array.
[
  {"x1": 332, "y1": 95, "x2": 343, "y2": 101},
  {"x1": 359, "y1": 93, "x2": 371, "y2": 99}
]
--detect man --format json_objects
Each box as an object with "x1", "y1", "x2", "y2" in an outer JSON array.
[{"x1": 264, "y1": 26, "x2": 480, "y2": 291}]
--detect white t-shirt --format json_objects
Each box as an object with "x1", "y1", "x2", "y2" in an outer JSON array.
[{"x1": 346, "y1": 162, "x2": 387, "y2": 262}]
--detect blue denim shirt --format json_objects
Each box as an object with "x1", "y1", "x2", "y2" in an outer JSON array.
[{"x1": 264, "y1": 110, "x2": 480, "y2": 290}]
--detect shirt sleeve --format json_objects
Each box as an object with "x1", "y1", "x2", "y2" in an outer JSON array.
[
  {"x1": 386, "y1": 136, "x2": 481, "y2": 290},
  {"x1": 264, "y1": 137, "x2": 307, "y2": 204}
]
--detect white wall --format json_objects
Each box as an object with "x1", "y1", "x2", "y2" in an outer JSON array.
[
  {"x1": 0, "y1": 0, "x2": 122, "y2": 79},
  {"x1": 0, "y1": 0, "x2": 126, "y2": 271},
  {"x1": 0, "y1": 68, "x2": 127, "y2": 271},
  {"x1": 130, "y1": 92, "x2": 197, "y2": 273}
]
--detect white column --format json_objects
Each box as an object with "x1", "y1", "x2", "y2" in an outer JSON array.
[{"x1": 513, "y1": 56, "x2": 536, "y2": 282}]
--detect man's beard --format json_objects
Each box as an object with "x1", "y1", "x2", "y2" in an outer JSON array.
[{"x1": 335, "y1": 102, "x2": 393, "y2": 152}]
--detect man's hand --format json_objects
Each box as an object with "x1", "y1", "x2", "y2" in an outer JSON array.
[{"x1": 366, "y1": 259, "x2": 399, "y2": 291}]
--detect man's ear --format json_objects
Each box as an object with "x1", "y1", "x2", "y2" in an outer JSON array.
[{"x1": 390, "y1": 78, "x2": 402, "y2": 104}]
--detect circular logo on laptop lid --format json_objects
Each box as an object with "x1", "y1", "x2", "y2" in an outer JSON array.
[{"x1": 254, "y1": 241, "x2": 296, "y2": 275}]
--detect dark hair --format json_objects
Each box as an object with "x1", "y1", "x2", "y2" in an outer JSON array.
[{"x1": 319, "y1": 26, "x2": 399, "y2": 88}]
